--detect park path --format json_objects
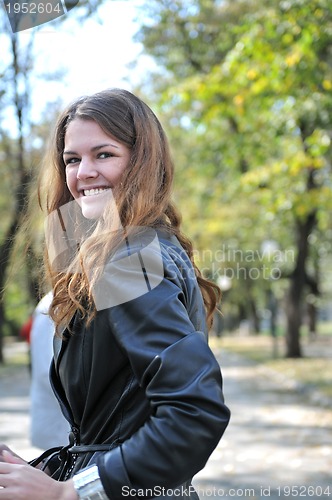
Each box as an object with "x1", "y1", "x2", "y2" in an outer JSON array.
[
  {"x1": 0, "y1": 341, "x2": 41, "y2": 461},
  {"x1": 194, "y1": 346, "x2": 332, "y2": 499},
  {"x1": 1, "y1": 339, "x2": 332, "y2": 499}
]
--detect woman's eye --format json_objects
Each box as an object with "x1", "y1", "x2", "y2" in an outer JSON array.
[
  {"x1": 65, "y1": 157, "x2": 80, "y2": 165},
  {"x1": 98, "y1": 152, "x2": 113, "y2": 159}
]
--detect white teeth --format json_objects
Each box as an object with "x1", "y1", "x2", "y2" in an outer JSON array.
[{"x1": 83, "y1": 188, "x2": 110, "y2": 197}]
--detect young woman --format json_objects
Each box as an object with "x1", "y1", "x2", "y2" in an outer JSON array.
[{"x1": 0, "y1": 88, "x2": 230, "y2": 500}]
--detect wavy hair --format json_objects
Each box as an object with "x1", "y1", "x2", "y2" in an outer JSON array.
[{"x1": 39, "y1": 88, "x2": 220, "y2": 331}]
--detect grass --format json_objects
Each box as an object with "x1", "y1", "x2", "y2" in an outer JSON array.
[
  {"x1": 316, "y1": 321, "x2": 332, "y2": 336},
  {"x1": 210, "y1": 333, "x2": 332, "y2": 401},
  {"x1": 0, "y1": 338, "x2": 29, "y2": 378}
]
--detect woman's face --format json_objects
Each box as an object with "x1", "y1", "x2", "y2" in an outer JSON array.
[{"x1": 63, "y1": 118, "x2": 131, "y2": 219}]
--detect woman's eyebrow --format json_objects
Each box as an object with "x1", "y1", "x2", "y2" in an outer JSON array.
[
  {"x1": 63, "y1": 143, "x2": 120, "y2": 155},
  {"x1": 91, "y1": 143, "x2": 120, "y2": 151}
]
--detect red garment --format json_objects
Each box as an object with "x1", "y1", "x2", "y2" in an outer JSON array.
[{"x1": 20, "y1": 316, "x2": 33, "y2": 344}]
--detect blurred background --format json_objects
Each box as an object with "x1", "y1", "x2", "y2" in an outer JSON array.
[
  {"x1": 1, "y1": 0, "x2": 331, "y2": 361},
  {"x1": 0, "y1": 0, "x2": 331, "y2": 497}
]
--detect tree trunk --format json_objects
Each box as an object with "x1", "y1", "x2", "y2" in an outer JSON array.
[
  {"x1": 285, "y1": 211, "x2": 316, "y2": 358},
  {"x1": 307, "y1": 302, "x2": 317, "y2": 341},
  {"x1": 286, "y1": 277, "x2": 303, "y2": 358},
  {"x1": 0, "y1": 206, "x2": 30, "y2": 362},
  {"x1": 0, "y1": 34, "x2": 31, "y2": 363},
  {"x1": 25, "y1": 245, "x2": 42, "y2": 303},
  {"x1": 249, "y1": 297, "x2": 260, "y2": 334}
]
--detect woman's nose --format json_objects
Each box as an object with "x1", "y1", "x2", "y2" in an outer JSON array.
[{"x1": 76, "y1": 158, "x2": 98, "y2": 179}]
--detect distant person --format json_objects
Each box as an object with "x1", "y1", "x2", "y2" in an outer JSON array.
[
  {"x1": 19, "y1": 316, "x2": 33, "y2": 344},
  {"x1": 30, "y1": 292, "x2": 70, "y2": 449},
  {"x1": 19, "y1": 314, "x2": 33, "y2": 372}
]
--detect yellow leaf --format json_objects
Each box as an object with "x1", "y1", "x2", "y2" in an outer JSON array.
[
  {"x1": 285, "y1": 51, "x2": 301, "y2": 67},
  {"x1": 233, "y1": 95, "x2": 244, "y2": 107},
  {"x1": 247, "y1": 69, "x2": 258, "y2": 80},
  {"x1": 322, "y1": 80, "x2": 332, "y2": 90}
]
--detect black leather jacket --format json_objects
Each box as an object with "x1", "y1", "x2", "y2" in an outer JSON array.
[{"x1": 49, "y1": 231, "x2": 230, "y2": 499}]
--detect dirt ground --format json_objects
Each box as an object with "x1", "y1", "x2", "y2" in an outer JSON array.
[{"x1": 1, "y1": 340, "x2": 331, "y2": 499}]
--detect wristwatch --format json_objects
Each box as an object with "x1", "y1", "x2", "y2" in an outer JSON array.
[{"x1": 73, "y1": 465, "x2": 108, "y2": 499}]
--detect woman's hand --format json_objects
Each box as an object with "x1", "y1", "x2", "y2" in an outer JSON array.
[
  {"x1": 0, "y1": 451, "x2": 78, "y2": 500},
  {"x1": 0, "y1": 445, "x2": 26, "y2": 464}
]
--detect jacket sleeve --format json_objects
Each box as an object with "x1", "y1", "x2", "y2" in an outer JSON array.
[{"x1": 97, "y1": 243, "x2": 230, "y2": 498}]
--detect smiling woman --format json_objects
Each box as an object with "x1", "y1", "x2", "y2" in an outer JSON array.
[{"x1": 0, "y1": 88, "x2": 230, "y2": 500}]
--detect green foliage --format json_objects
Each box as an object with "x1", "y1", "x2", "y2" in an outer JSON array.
[{"x1": 136, "y1": 0, "x2": 332, "y2": 342}]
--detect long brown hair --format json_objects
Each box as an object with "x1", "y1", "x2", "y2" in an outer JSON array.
[{"x1": 39, "y1": 88, "x2": 220, "y2": 331}]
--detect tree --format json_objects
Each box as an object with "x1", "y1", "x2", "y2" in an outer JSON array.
[
  {"x1": 135, "y1": 0, "x2": 332, "y2": 356},
  {"x1": 0, "y1": 0, "x2": 109, "y2": 362}
]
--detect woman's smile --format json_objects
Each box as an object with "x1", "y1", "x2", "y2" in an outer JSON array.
[{"x1": 82, "y1": 187, "x2": 111, "y2": 197}]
